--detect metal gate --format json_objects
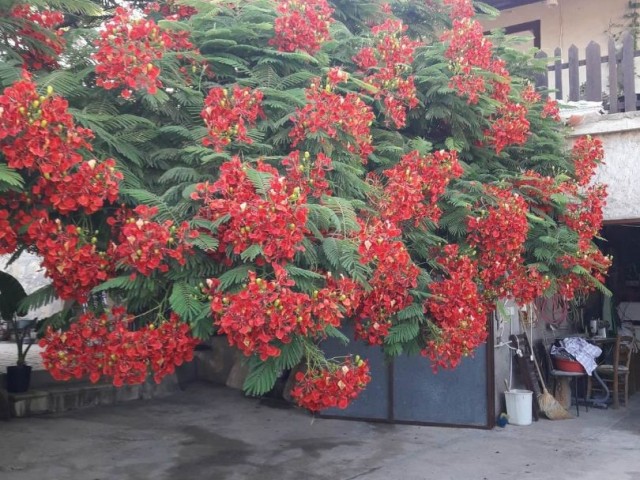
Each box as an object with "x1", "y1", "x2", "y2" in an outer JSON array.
[{"x1": 321, "y1": 325, "x2": 495, "y2": 428}]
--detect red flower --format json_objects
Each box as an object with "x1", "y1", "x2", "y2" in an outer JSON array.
[
  {"x1": 290, "y1": 80, "x2": 375, "y2": 161},
  {"x1": 485, "y1": 102, "x2": 530, "y2": 154},
  {"x1": 354, "y1": 218, "x2": 419, "y2": 345},
  {"x1": 571, "y1": 135, "x2": 605, "y2": 186},
  {"x1": 423, "y1": 244, "x2": 488, "y2": 370},
  {"x1": 353, "y1": 19, "x2": 421, "y2": 128},
  {"x1": 290, "y1": 357, "x2": 371, "y2": 412},
  {"x1": 271, "y1": 0, "x2": 334, "y2": 54},
  {"x1": 27, "y1": 217, "x2": 114, "y2": 302},
  {"x1": 40, "y1": 310, "x2": 198, "y2": 386},
  {"x1": 201, "y1": 86, "x2": 264, "y2": 151},
  {"x1": 380, "y1": 150, "x2": 463, "y2": 226},
  {"x1": 192, "y1": 158, "x2": 309, "y2": 263},
  {"x1": 109, "y1": 205, "x2": 194, "y2": 276},
  {"x1": 93, "y1": 7, "x2": 193, "y2": 98},
  {"x1": 9, "y1": 4, "x2": 65, "y2": 70},
  {"x1": 209, "y1": 268, "x2": 357, "y2": 360}
]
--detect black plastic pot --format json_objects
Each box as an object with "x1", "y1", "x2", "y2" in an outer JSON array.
[{"x1": 6, "y1": 364, "x2": 32, "y2": 393}]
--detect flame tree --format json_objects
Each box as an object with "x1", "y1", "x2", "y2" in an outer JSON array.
[{"x1": 0, "y1": 0, "x2": 609, "y2": 411}]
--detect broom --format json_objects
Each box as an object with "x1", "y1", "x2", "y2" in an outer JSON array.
[
  {"x1": 530, "y1": 346, "x2": 573, "y2": 420},
  {"x1": 521, "y1": 323, "x2": 573, "y2": 420}
]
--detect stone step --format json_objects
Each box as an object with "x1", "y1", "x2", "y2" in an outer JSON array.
[
  {"x1": 3, "y1": 361, "x2": 198, "y2": 418},
  {"x1": 8, "y1": 375, "x2": 182, "y2": 418}
]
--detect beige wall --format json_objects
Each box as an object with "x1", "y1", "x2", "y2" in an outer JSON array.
[
  {"x1": 482, "y1": 0, "x2": 629, "y2": 54},
  {"x1": 482, "y1": 0, "x2": 633, "y2": 100},
  {"x1": 568, "y1": 111, "x2": 640, "y2": 222}
]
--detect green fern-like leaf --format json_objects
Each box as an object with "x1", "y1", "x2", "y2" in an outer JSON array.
[
  {"x1": 188, "y1": 233, "x2": 219, "y2": 252},
  {"x1": 217, "y1": 265, "x2": 252, "y2": 290},
  {"x1": 0, "y1": 164, "x2": 24, "y2": 191},
  {"x1": 16, "y1": 284, "x2": 58, "y2": 316},
  {"x1": 385, "y1": 320, "x2": 420, "y2": 344},
  {"x1": 323, "y1": 325, "x2": 350, "y2": 345},
  {"x1": 92, "y1": 275, "x2": 138, "y2": 293},
  {"x1": 170, "y1": 281, "x2": 206, "y2": 323},
  {"x1": 275, "y1": 336, "x2": 304, "y2": 371},
  {"x1": 397, "y1": 303, "x2": 424, "y2": 321},
  {"x1": 243, "y1": 356, "x2": 279, "y2": 396},
  {"x1": 240, "y1": 244, "x2": 263, "y2": 262},
  {"x1": 245, "y1": 167, "x2": 273, "y2": 195}
]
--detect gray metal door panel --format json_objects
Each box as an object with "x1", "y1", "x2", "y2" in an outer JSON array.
[{"x1": 392, "y1": 345, "x2": 489, "y2": 426}]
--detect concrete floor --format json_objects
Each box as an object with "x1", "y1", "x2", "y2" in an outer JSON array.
[{"x1": 0, "y1": 382, "x2": 639, "y2": 480}]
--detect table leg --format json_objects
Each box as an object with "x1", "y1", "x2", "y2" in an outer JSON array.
[{"x1": 613, "y1": 372, "x2": 619, "y2": 409}]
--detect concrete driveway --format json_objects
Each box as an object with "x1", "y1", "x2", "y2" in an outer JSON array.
[{"x1": 0, "y1": 382, "x2": 639, "y2": 480}]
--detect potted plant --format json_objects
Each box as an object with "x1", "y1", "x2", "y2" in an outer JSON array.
[{"x1": 0, "y1": 271, "x2": 35, "y2": 393}]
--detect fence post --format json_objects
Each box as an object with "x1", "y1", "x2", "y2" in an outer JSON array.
[
  {"x1": 554, "y1": 47, "x2": 563, "y2": 100},
  {"x1": 585, "y1": 41, "x2": 602, "y2": 101},
  {"x1": 534, "y1": 50, "x2": 549, "y2": 90},
  {"x1": 608, "y1": 37, "x2": 619, "y2": 113},
  {"x1": 568, "y1": 44, "x2": 580, "y2": 101},
  {"x1": 622, "y1": 31, "x2": 636, "y2": 112}
]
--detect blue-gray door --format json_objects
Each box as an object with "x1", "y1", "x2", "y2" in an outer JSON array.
[{"x1": 321, "y1": 327, "x2": 493, "y2": 428}]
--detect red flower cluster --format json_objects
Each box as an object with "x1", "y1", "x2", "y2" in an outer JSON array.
[
  {"x1": 442, "y1": 17, "x2": 493, "y2": 104},
  {"x1": 201, "y1": 86, "x2": 264, "y2": 151},
  {"x1": 27, "y1": 218, "x2": 113, "y2": 302},
  {"x1": 10, "y1": 4, "x2": 65, "y2": 70},
  {"x1": 467, "y1": 186, "x2": 549, "y2": 304},
  {"x1": 513, "y1": 170, "x2": 560, "y2": 214},
  {"x1": 441, "y1": 2, "x2": 514, "y2": 105},
  {"x1": 485, "y1": 102, "x2": 530, "y2": 154},
  {"x1": 0, "y1": 78, "x2": 92, "y2": 180},
  {"x1": 290, "y1": 80, "x2": 375, "y2": 160},
  {"x1": 521, "y1": 84, "x2": 542, "y2": 104},
  {"x1": 380, "y1": 149, "x2": 463, "y2": 226},
  {"x1": 443, "y1": 0, "x2": 475, "y2": 18},
  {"x1": 156, "y1": 0, "x2": 198, "y2": 20},
  {"x1": 271, "y1": 0, "x2": 334, "y2": 54},
  {"x1": 209, "y1": 267, "x2": 356, "y2": 360},
  {"x1": 0, "y1": 77, "x2": 125, "y2": 300},
  {"x1": 0, "y1": 193, "x2": 46, "y2": 254},
  {"x1": 489, "y1": 59, "x2": 512, "y2": 104},
  {"x1": 424, "y1": 244, "x2": 488, "y2": 369},
  {"x1": 109, "y1": 205, "x2": 194, "y2": 277},
  {"x1": 0, "y1": 209, "x2": 18, "y2": 255},
  {"x1": 563, "y1": 184, "x2": 607, "y2": 251},
  {"x1": 282, "y1": 150, "x2": 333, "y2": 198},
  {"x1": 33, "y1": 159, "x2": 121, "y2": 215},
  {"x1": 353, "y1": 19, "x2": 421, "y2": 128},
  {"x1": 290, "y1": 357, "x2": 371, "y2": 412},
  {"x1": 40, "y1": 309, "x2": 198, "y2": 386},
  {"x1": 542, "y1": 97, "x2": 561, "y2": 121},
  {"x1": 192, "y1": 158, "x2": 309, "y2": 263},
  {"x1": 571, "y1": 135, "x2": 605, "y2": 186},
  {"x1": 93, "y1": 7, "x2": 193, "y2": 99},
  {"x1": 355, "y1": 219, "x2": 420, "y2": 344},
  {"x1": 557, "y1": 247, "x2": 612, "y2": 298}
]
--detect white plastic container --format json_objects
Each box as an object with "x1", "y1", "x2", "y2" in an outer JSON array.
[{"x1": 505, "y1": 389, "x2": 533, "y2": 426}]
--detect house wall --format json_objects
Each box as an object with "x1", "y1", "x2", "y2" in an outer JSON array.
[
  {"x1": 0, "y1": 253, "x2": 63, "y2": 320},
  {"x1": 568, "y1": 111, "x2": 640, "y2": 221},
  {"x1": 482, "y1": 0, "x2": 636, "y2": 101},
  {"x1": 482, "y1": 0, "x2": 629, "y2": 54}
]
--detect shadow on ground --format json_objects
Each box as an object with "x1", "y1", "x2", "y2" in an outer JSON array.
[{"x1": 1, "y1": 382, "x2": 639, "y2": 480}]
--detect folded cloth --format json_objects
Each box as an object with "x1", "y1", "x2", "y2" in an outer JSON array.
[{"x1": 552, "y1": 337, "x2": 602, "y2": 376}]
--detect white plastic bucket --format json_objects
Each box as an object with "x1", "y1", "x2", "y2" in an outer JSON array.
[{"x1": 505, "y1": 389, "x2": 533, "y2": 426}]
